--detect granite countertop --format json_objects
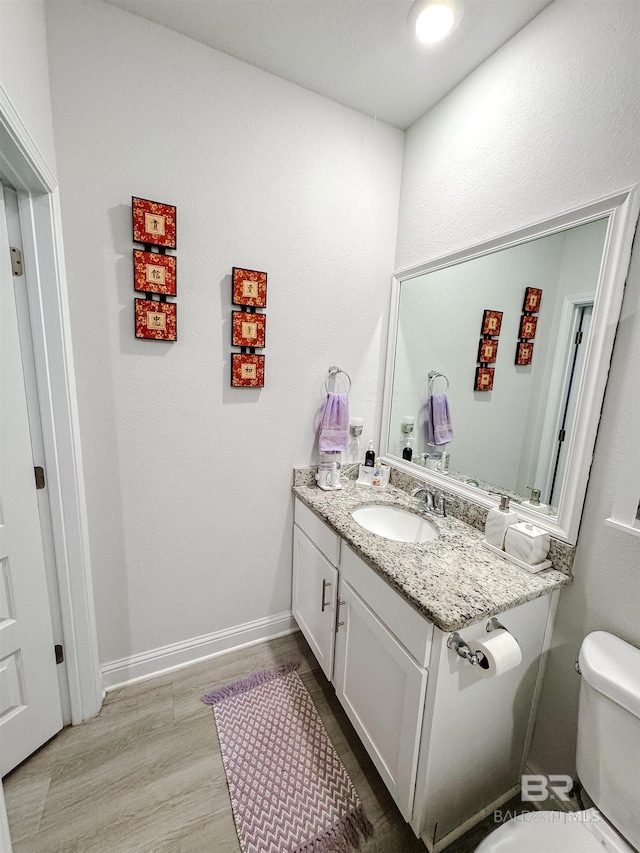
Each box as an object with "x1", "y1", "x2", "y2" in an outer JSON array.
[{"x1": 292, "y1": 480, "x2": 570, "y2": 632}]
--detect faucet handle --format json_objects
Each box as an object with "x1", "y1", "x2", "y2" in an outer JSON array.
[{"x1": 442, "y1": 493, "x2": 455, "y2": 517}]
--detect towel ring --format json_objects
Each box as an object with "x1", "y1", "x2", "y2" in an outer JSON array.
[
  {"x1": 428, "y1": 370, "x2": 449, "y2": 393},
  {"x1": 325, "y1": 365, "x2": 352, "y2": 394}
]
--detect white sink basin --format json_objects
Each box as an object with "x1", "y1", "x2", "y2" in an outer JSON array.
[{"x1": 351, "y1": 505, "x2": 438, "y2": 543}]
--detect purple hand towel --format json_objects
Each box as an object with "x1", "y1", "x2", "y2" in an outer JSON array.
[
  {"x1": 319, "y1": 392, "x2": 350, "y2": 452},
  {"x1": 426, "y1": 393, "x2": 454, "y2": 445}
]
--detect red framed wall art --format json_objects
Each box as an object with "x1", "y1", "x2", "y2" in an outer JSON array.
[
  {"x1": 135, "y1": 298, "x2": 177, "y2": 341},
  {"x1": 133, "y1": 250, "x2": 177, "y2": 296},
  {"x1": 515, "y1": 341, "x2": 534, "y2": 366},
  {"x1": 481, "y1": 309, "x2": 503, "y2": 337},
  {"x1": 519, "y1": 314, "x2": 538, "y2": 340},
  {"x1": 478, "y1": 337, "x2": 499, "y2": 364},
  {"x1": 474, "y1": 366, "x2": 495, "y2": 392},
  {"x1": 232, "y1": 267, "x2": 267, "y2": 308},
  {"x1": 523, "y1": 287, "x2": 543, "y2": 313},
  {"x1": 132, "y1": 197, "x2": 177, "y2": 249},
  {"x1": 232, "y1": 311, "x2": 266, "y2": 349},
  {"x1": 231, "y1": 353, "x2": 265, "y2": 387}
]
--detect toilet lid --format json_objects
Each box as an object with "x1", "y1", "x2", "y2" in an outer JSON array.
[{"x1": 474, "y1": 810, "x2": 625, "y2": 853}]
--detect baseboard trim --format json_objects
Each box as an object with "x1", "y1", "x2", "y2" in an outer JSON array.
[
  {"x1": 101, "y1": 612, "x2": 298, "y2": 692},
  {"x1": 425, "y1": 784, "x2": 521, "y2": 853}
]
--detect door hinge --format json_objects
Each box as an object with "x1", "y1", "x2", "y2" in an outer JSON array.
[
  {"x1": 10, "y1": 246, "x2": 23, "y2": 276},
  {"x1": 34, "y1": 466, "x2": 46, "y2": 489},
  {"x1": 575, "y1": 330, "x2": 583, "y2": 345},
  {"x1": 558, "y1": 428, "x2": 566, "y2": 443},
  {"x1": 55, "y1": 644, "x2": 64, "y2": 664}
]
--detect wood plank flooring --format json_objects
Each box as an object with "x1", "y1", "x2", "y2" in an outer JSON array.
[{"x1": 3, "y1": 632, "x2": 506, "y2": 853}]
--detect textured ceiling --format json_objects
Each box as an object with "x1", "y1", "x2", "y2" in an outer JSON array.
[{"x1": 103, "y1": 0, "x2": 553, "y2": 129}]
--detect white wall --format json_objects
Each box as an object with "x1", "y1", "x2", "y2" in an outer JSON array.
[
  {"x1": 0, "y1": 0, "x2": 57, "y2": 173},
  {"x1": 396, "y1": 0, "x2": 640, "y2": 776},
  {"x1": 44, "y1": 1, "x2": 404, "y2": 667}
]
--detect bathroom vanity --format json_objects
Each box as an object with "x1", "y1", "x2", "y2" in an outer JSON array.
[{"x1": 291, "y1": 478, "x2": 570, "y2": 852}]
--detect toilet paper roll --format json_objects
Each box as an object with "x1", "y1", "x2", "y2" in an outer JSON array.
[{"x1": 473, "y1": 629, "x2": 522, "y2": 677}]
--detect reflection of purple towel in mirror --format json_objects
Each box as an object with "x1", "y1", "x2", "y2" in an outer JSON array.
[
  {"x1": 319, "y1": 392, "x2": 350, "y2": 452},
  {"x1": 427, "y1": 394, "x2": 454, "y2": 445}
]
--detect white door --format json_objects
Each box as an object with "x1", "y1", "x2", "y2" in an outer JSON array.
[
  {"x1": 0, "y1": 183, "x2": 62, "y2": 775},
  {"x1": 292, "y1": 525, "x2": 338, "y2": 681}
]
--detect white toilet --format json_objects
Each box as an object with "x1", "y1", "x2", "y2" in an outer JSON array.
[{"x1": 475, "y1": 631, "x2": 640, "y2": 853}]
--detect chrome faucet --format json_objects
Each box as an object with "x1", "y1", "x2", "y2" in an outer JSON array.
[
  {"x1": 411, "y1": 484, "x2": 455, "y2": 517},
  {"x1": 410, "y1": 484, "x2": 429, "y2": 498}
]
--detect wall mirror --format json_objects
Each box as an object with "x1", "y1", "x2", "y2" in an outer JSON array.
[{"x1": 380, "y1": 189, "x2": 639, "y2": 544}]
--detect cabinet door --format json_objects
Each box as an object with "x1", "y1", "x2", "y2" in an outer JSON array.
[
  {"x1": 333, "y1": 579, "x2": 427, "y2": 821},
  {"x1": 292, "y1": 525, "x2": 338, "y2": 680}
]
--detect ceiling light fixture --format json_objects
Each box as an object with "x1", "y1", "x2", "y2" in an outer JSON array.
[{"x1": 408, "y1": 0, "x2": 463, "y2": 46}]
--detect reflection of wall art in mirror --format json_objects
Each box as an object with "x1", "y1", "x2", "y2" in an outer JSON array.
[
  {"x1": 231, "y1": 353, "x2": 265, "y2": 387},
  {"x1": 134, "y1": 298, "x2": 177, "y2": 341},
  {"x1": 519, "y1": 315, "x2": 538, "y2": 340},
  {"x1": 481, "y1": 309, "x2": 503, "y2": 336},
  {"x1": 523, "y1": 287, "x2": 543, "y2": 313},
  {"x1": 474, "y1": 366, "x2": 495, "y2": 391},
  {"x1": 232, "y1": 310, "x2": 266, "y2": 348},
  {"x1": 232, "y1": 267, "x2": 267, "y2": 307},
  {"x1": 515, "y1": 341, "x2": 534, "y2": 366},
  {"x1": 133, "y1": 249, "x2": 177, "y2": 296},
  {"x1": 132, "y1": 196, "x2": 177, "y2": 249},
  {"x1": 478, "y1": 338, "x2": 499, "y2": 364}
]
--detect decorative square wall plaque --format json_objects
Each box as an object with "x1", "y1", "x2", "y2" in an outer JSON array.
[
  {"x1": 132, "y1": 197, "x2": 177, "y2": 249},
  {"x1": 135, "y1": 298, "x2": 177, "y2": 341},
  {"x1": 474, "y1": 366, "x2": 495, "y2": 391},
  {"x1": 516, "y1": 341, "x2": 535, "y2": 365},
  {"x1": 133, "y1": 249, "x2": 177, "y2": 296},
  {"x1": 232, "y1": 311, "x2": 266, "y2": 348},
  {"x1": 478, "y1": 337, "x2": 499, "y2": 364},
  {"x1": 523, "y1": 287, "x2": 543, "y2": 313},
  {"x1": 481, "y1": 309, "x2": 503, "y2": 337},
  {"x1": 232, "y1": 267, "x2": 267, "y2": 308},
  {"x1": 519, "y1": 314, "x2": 538, "y2": 340},
  {"x1": 231, "y1": 353, "x2": 265, "y2": 387}
]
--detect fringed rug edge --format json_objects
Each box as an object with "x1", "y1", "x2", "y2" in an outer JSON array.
[
  {"x1": 293, "y1": 804, "x2": 374, "y2": 853},
  {"x1": 201, "y1": 660, "x2": 300, "y2": 705}
]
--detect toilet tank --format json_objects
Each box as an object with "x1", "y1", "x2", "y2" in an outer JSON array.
[{"x1": 577, "y1": 631, "x2": 640, "y2": 851}]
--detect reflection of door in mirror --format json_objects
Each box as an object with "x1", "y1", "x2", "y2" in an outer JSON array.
[
  {"x1": 541, "y1": 302, "x2": 592, "y2": 506},
  {"x1": 388, "y1": 217, "x2": 608, "y2": 509}
]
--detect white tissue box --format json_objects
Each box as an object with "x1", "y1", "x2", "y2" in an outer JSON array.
[{"x1": 504, "y1": 522, "x2": 550, "y2": 566}]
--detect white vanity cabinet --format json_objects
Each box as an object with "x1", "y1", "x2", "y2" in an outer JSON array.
[
  {"x1": 293, "y1": 498, "x2": 431, "y2": 820},
  {"x1": 334, "y1": 544, "x2": 431, "y2": 821},
  {"x1": 411, "y1": 591, "x2": 556, "y2": 850},
  {"x1": 292, "y1": 497, "x2": 559, "y2": 852},
  {"x1": 292, "y1": 500, "x2": 340, "y2": 680}
]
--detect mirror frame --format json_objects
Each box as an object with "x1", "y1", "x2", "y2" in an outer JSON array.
[{"x1": 380, "y1": 188, "x2": 639, "y2": 544}]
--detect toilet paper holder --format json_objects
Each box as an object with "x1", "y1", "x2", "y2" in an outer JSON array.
[{"x1": 447, "y1": 617, "x2": 507, "y2": 666}]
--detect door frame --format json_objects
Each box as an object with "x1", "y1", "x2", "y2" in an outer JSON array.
[
  {"x1": 0, "y1": 91, "x2": 102, "y2": 725},
  {"x1": 533, "y1": 292, "x2": 595, "y2": 504}
]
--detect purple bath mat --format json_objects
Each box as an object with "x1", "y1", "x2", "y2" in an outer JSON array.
[{"x1": 202, "y1": 662, "x2": 373, "y2": 853}]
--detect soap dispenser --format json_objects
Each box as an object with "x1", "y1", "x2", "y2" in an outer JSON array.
[
  {"x1": 401, "y1": 417, "x2": 415, "y2": 461},
  {"x1": 364, "y1": 441, "x2": 375, "y2": 467},
  {"x1": 484, "y1": 495, "x2": 519, "y2": 550},
  {"x1": 521, "y1": 487, "x2": 549, "y2": 514}
]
